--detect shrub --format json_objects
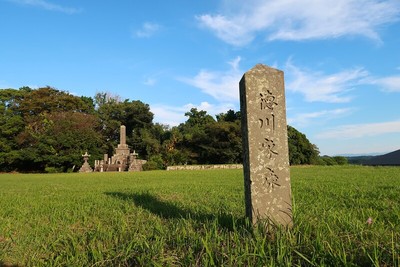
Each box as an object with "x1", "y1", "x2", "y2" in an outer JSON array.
[
  {"x1": 321, "y1": 156, "x2": 337, "y2": 166},
  {"x1": 333, "y1": 156, "x2": 348, "y2": 165},
  {"x1": 142, "y1": 155, "x2": 165, "y2": 171}
]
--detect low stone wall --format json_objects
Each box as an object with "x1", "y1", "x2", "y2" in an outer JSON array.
[{"x1": 166, "y1": 164, "x2": 243, "y2": 171}]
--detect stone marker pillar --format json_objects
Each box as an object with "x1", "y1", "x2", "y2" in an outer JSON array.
[
  {"x1": 239, "y1": 64, "x2": 292, "y2": 226},
  {"x1": 120, "y1": 125, "x2": 127, "y2": 146},
  {"x1": 117, "y1": 125, "x2": 129, "y2": 153}
]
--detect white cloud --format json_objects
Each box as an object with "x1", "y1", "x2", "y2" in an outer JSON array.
[
  {"x1": 288, "y1": 108, "x2": 353, "y2": 127},
  {"x1": 135, "y1": 22, "x2": 161, "y2": 38},
  {"x1": 228, "y1": 56, "x2": 241, "y2": 71},
  {"x1": 197, "y1": 0, "x2": 400, "y2": 46},
  {"x1": 371, "y1": 76, "x2": 400, "y2": 92},
  {"x1": 151, "y1": 102, "x2": 236, "y2": 127},
  {"x1": 142, "y1": 70, "x2": 170, "y2": 86},
  {"x1": 196, "y1": 14, "x2": 254, "y2": 46},
  {"x1": 179, "y1": 56, "x2": 242, "y2": 102},
  {"x1": 285, "y1": 61, "x2": 369, "y2": 103},
  {"x1": 8, "y1": 0, "x2": 82, "y2": 14},
  {"x1": 150, "y1": 105, "x2": 187, "y2": 127},
  {"x1": 316, "y1": 120, "x2": 400, "y2": 139},
  {"x1": 180, "y1": 57, "x2": 398, "y2": 106}
]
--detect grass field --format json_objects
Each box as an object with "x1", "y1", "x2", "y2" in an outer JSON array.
[{"x1": 0, "y1": 165, "x2": 399, "y2": 266}]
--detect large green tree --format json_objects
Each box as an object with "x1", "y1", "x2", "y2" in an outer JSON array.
[
  {"x1": 0, "y1": 87, "x2": 101, "y2": 172},
  {"x1": 287, "y1": 125, "x2": 319, "y2": 165},
  {"x1": 16, "y1": 86, "x2": 94, "y2": 117},
  {"x1": 17, "y1": 112, "x2": 103, "y2": 172},
  {"x1": 94, "y1": 92, "x2": 154, "y2": 158},
  {"x1": 15, "y1": 87, "x2": 99, "y2": 172},
  {"x1": 175, "y1": 108, "x2": 216, "y2": 164},
  {"x1": 0, "y1": 89, "x2": 26, "y2": 171},
  {"x1": 198, "y1": 121, "x2": 242, "y2": 164},
  {"x1": 169, "y1": 108, "x2": 242, "y2": 165}
]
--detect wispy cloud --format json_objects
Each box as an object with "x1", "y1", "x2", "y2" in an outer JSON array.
[
  {"x1": 181, "y1": 57, "x2": 397, "y2": 106},
  {"x1": 8, "y1": 0, "x2": 82, "y2": 14},
  {"x1": 370, "y1": 76, "x2": 400, "y2": 92},
  {"x1": 288, "y1": 108, "x2": 354, "y2": 127},
  {"x1": 135, "y1": 22, "x2": 161, "y2": 38},
  {"x1": 285, "y1": 61, "x2": 368, "y2": 103},
  {"x1": 178, "y1": 56, "x2": 242, "y2": 102},
  {"x1": 151, "y1": 102, "x2": 236, "y2": 127},
  {"x1": 150, "y1": 105, "x2": 187, "y2": 127},
  {"x1": 197, "y1": 0, "x2": 400, "y2": 46},
  {"x1": 316, "y1": 120, "x2": 400, "y2": 139},
  {"x1": 142, "y1": 70, "x2": 170, "y2": 86},
  {"x1": 197, "y1": 14, "x2": 253, "y2": 46}
]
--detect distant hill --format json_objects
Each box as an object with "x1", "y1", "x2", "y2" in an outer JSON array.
[
  {"x1": 363, "y1": 149, "x2": 400, "y2": 166},
  {"x1": 347, "y1": 156, "x2": 374, "y2": 165}
]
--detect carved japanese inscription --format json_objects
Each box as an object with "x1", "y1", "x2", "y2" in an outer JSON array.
[{"x1": 240, "y1": 64, "x2": 292, "y2": 226}]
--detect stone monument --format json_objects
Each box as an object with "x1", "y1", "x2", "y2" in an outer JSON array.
[
  {"x1": 112, "y1": 125, "x2": 130, "y2": 169},
  {"x1": 93, "y1": 125, "x2": 147, "y2": 172},
  {"x1": 79, "y1": 152, "x2": 93, "y2": 173},
  {"x1": 239, "y1": 64, "x2": 292, "y2": 226}
]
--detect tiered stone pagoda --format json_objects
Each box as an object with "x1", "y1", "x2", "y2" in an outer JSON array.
[{"x1": 94, "y1": 125, "x2": 147, "y2": 172}]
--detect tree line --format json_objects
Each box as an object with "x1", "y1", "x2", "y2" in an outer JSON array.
[{"x1": 0, "y1": 87, "x2": 345, "y2": 173}]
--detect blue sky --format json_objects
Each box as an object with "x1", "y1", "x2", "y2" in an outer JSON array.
[{"x1": 1, "y1": 0, "x2": 400, "y2": 156}]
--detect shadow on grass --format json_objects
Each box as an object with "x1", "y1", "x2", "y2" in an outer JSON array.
[{"x1": 105, "y1": 191, "x2": 247, "y2": 231}]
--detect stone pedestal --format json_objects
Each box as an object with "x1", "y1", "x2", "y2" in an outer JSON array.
[{"x1": 240, "y1": 64, "x2": 292, "y2": 226}]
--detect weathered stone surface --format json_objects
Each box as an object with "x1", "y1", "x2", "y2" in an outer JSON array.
[
  {"x1": 240, "y1": 64, "x2": 292, "y2": 226},
  {"x1": 93, "y1": 125, "x2": 146, "y2": 172},
  {"x1": 128, "y1": 150, "x2": 147, "y2": 171},
  {"x1": 79, "y1": 152, "x2": 93, "y2": 173},
  {"x1": 120, "y1": 125, "x2": 127, "y2": 145}
]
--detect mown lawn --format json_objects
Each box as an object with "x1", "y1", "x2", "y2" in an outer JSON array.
[{"x1": 0, "y1": 165, "x2": 399, "y2": 266}]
